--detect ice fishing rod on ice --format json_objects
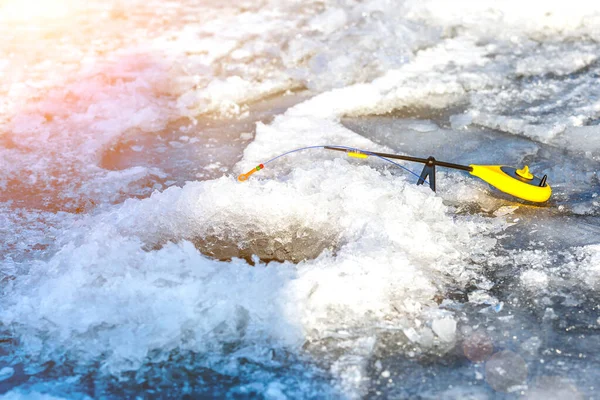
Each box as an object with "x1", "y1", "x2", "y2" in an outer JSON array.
[{"x1": 237, "y1": 145, "x2": 552, "y2": 203}]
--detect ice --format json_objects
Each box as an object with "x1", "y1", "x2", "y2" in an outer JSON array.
[
  {"x1": 2, "y1": 157, "x2": 501, "y2": 375},
  {"x1": 525, "y1": 376, "x2": 584, "y2": 400},
  {"x1": 0, "y1": 391, "x2": 71, "y2": 400},
  {"x1": 3, "y1": 0, "x2": 600, "y2": 397},
  {"x1": 520, "y1": 336, "x2": 543, "y2": 356},
  {"x1": 462, "y1": 331, "x2": 494, "y2": 363},
  {"x1": 431, "y1": 318, "x2": 457, "y2": 343},
  {"x1": 484, "y1": 350, "x2": 528, "y2": 392},
  {"x1": 568, "y1": 244, "x2": 600, "y2": 291},
  {"x1": 449, "y1": 113, "x2": 473, "y2": 130},
  {"x1": 520, "y1": 270, "x2": 549, "y2": 291},
  {"x1": 515, "y1": 48, "x2": 598, "y2": 77},
  {"x1": 3, "y1": 0, "x2": 600, "y2": 211},
  {"x1": 555, "y1": 126, "x2": 600, "y2": 157},
  {"x1": 2, "y1": 109, "x2": 506, "y2": 395},
  {"x1": 308, "y1": 8, "x2": 348, "y2": 35},
  {"x1": 0, "y1": 367, "x2": 15, "y2": 382}
]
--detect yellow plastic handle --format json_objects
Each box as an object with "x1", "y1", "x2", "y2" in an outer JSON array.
[
  {"x1": 347, "y1": 151, "x2": 368, "y2": 159},
  {"x1": 469, "y1": 165, "x2": 551, "y2": 203}
]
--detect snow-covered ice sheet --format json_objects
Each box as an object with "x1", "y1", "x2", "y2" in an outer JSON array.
[{"x1": 2, "y1": 0, "x2": 600, "y2": 398}]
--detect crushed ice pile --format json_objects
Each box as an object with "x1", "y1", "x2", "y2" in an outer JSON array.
[{"x1": 1, "y1": 0, "x2": 600, "y2": 398}]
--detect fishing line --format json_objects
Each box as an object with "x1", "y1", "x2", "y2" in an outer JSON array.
[{"x1": 238, "y1": 145, "x2": 428, "y2": 184}]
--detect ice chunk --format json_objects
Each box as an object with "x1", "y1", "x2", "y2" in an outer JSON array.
[
  {"x1": 520, "y1": 270, "x2": 549, "y2": 290},
  {"x1": 515, "y1": 50, "x2": 597, "y2": 77},
  {"x1": 449, "y1": 113, "x2": 473, "y2": 130},
  {"x1": 264, "y1": 382, "x2": 288, "y2": 400},
  {"x1": 0, "y1": 367, "x2": 14, "y2": 381},
  {"x1": 432, "y1": 318, "x2": 457, "y2": 343}
]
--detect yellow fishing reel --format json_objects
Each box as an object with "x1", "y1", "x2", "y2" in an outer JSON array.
[
  {"x1": 237, "y1": 145, "x2": 552, "y2": 203},
  {"x1": 469, "y1": 165, "x2": 551, "y2": 203}
]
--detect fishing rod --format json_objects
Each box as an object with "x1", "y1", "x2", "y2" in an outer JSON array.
[{"x1": 237, "y1": 145, "x2": 551, "y2": 203}]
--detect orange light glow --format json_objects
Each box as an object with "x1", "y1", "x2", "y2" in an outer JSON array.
[{"x1": 0, "y1": 0, "x2": 73, "y2": 22}]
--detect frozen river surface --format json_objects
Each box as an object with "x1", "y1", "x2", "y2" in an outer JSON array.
[{"x1": 1, "y1": 0, "x2": 600, "y2": 398}]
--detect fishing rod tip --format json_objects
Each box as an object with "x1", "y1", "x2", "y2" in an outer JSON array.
[{"x1": 238, "y1": 164, "x2": 265, "y2": 182}]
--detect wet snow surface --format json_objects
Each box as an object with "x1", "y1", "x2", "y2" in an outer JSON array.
[{"x1": 2, "y1": 0, "x2": 600, "y2": 398}]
